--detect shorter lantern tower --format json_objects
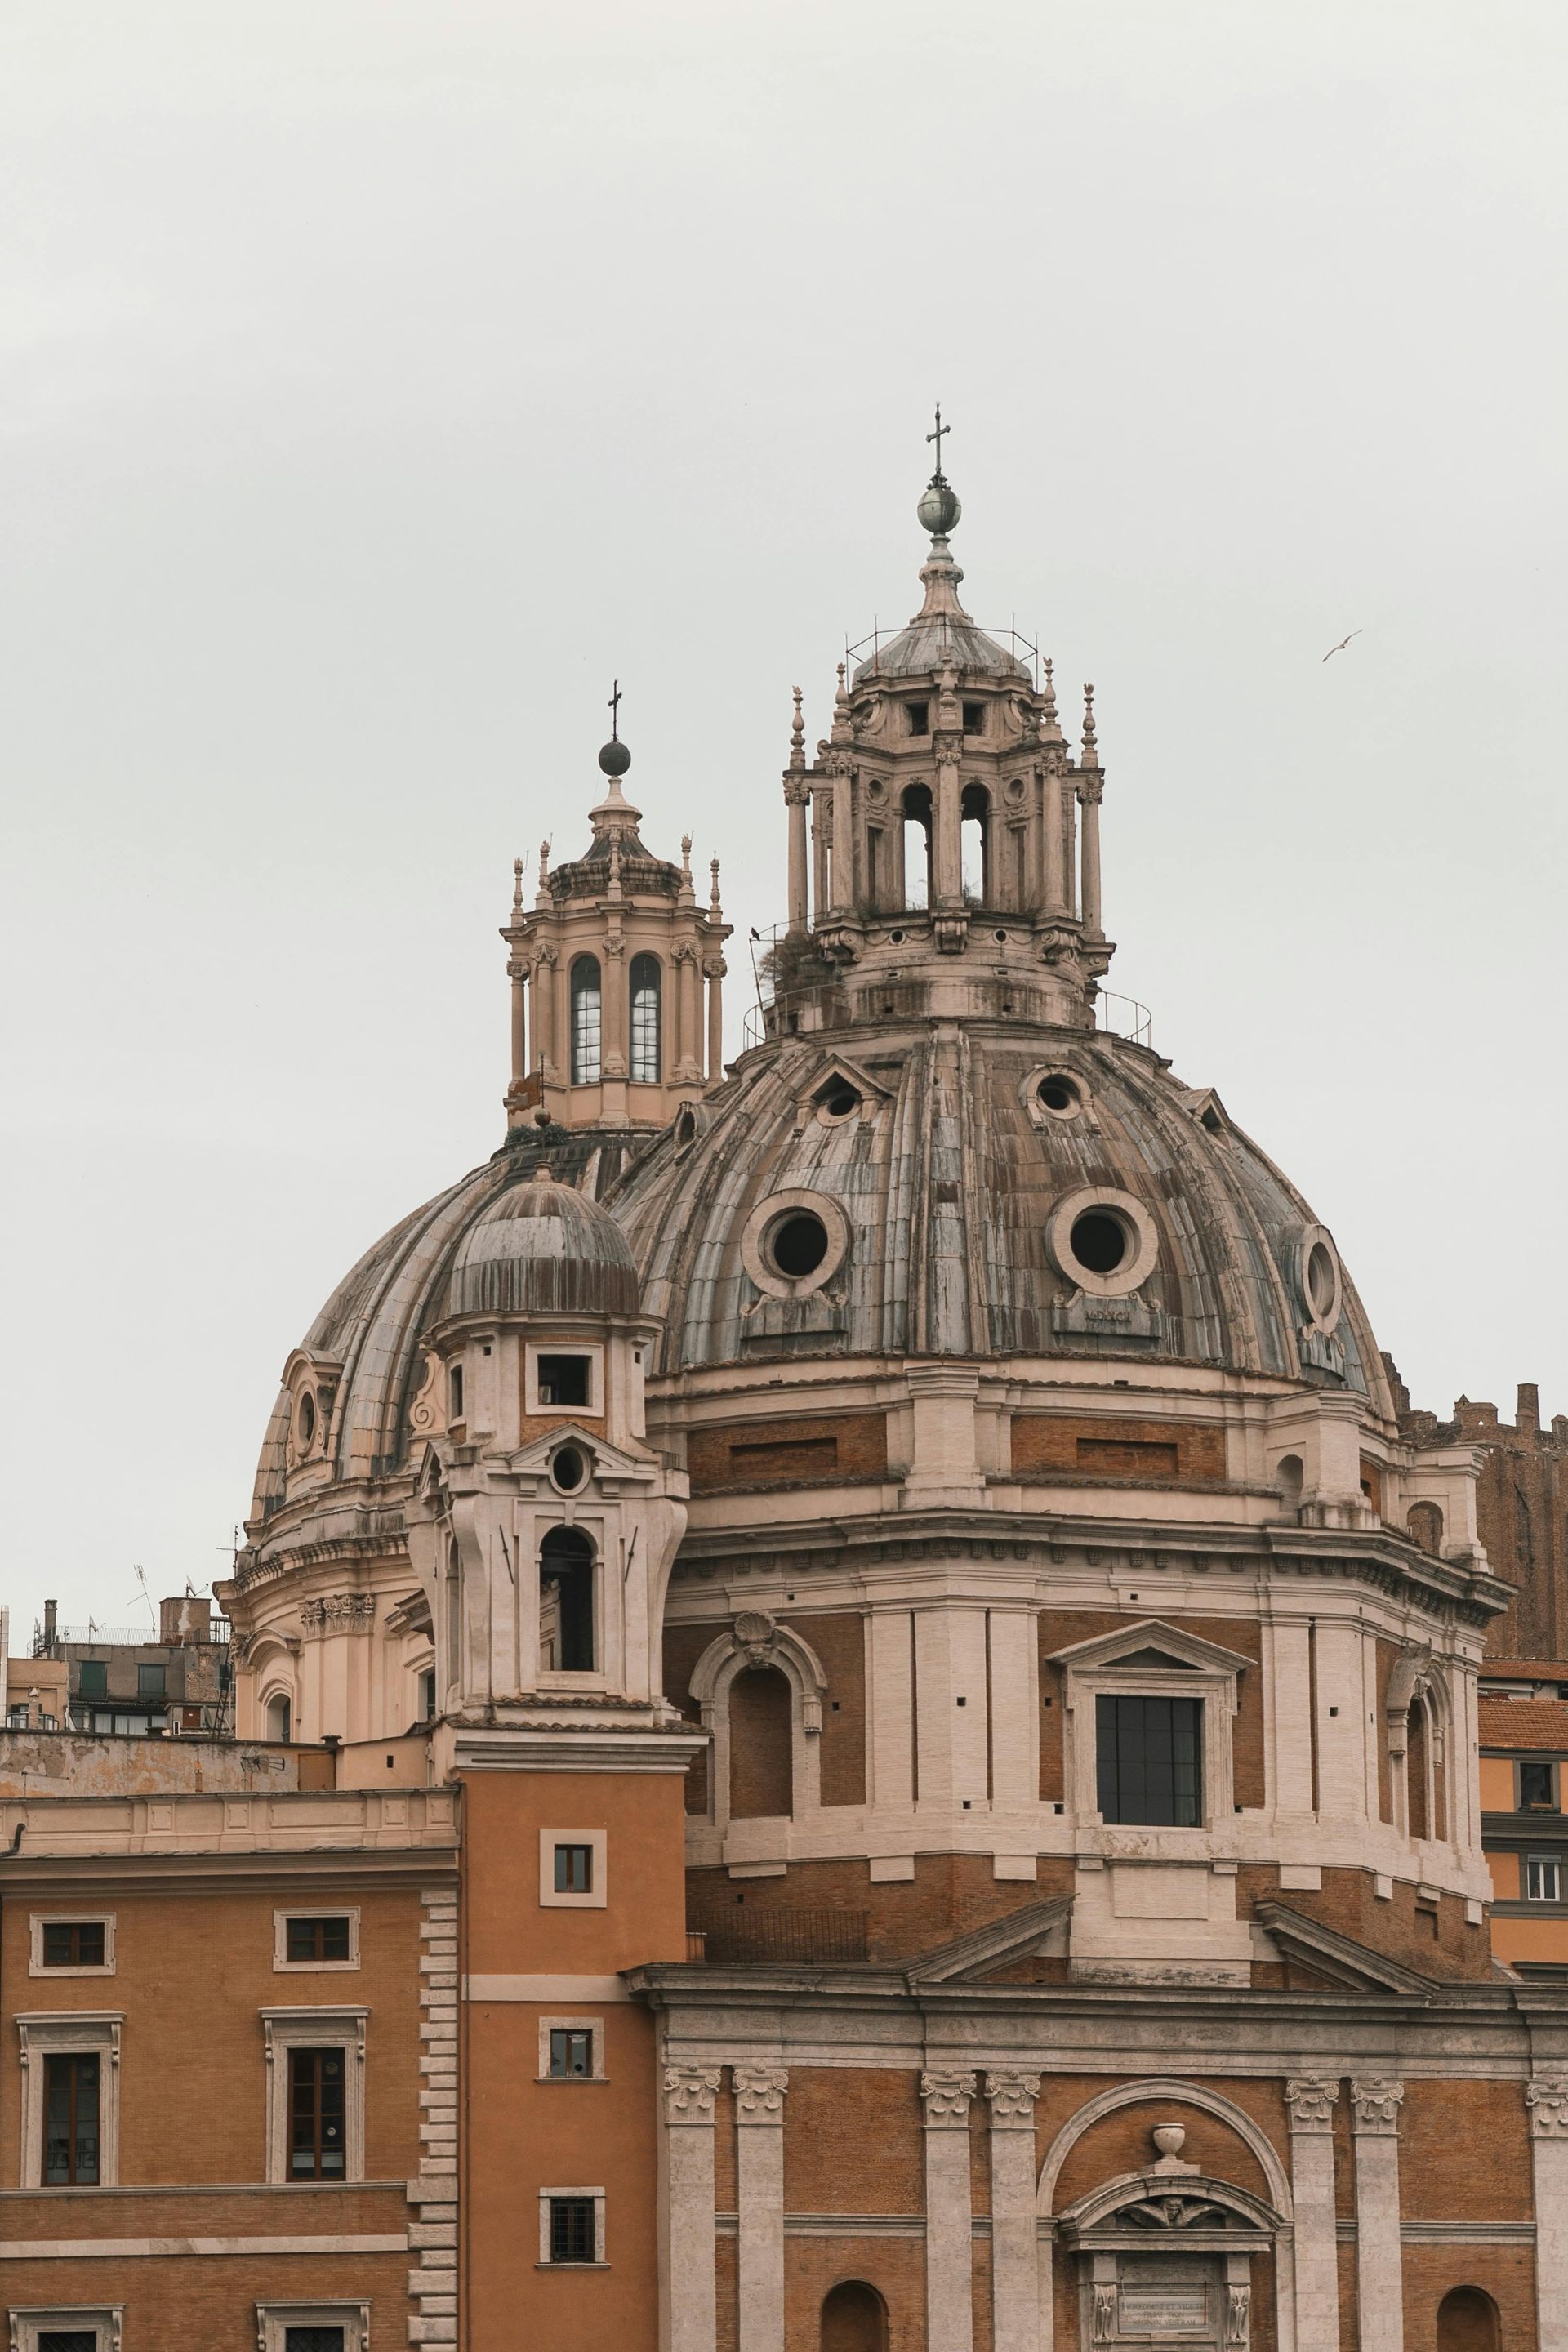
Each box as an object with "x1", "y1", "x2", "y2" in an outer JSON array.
[{"x1": 501, "y1": 702, "x2": 731, "y2": 1134}]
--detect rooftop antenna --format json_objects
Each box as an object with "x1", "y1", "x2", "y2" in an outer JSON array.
[{"x1": 131, "y1": 1565, "x2": 156, "y2": 1635}]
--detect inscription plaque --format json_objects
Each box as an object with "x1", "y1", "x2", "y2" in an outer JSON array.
[{"x1": 1118, "y1": 2281, "x2": 1209, "y2": 2333}]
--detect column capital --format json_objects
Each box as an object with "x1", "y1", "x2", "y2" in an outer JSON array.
[
  {"x1": 663, "y1": 2065, "x2": 723, "y2": 2125},
  {"x1": 1285, "y1": 2076, "x2": 1340, "y2": 2133},
  {"x1": 733, "y1": 2064, "x2": 789, "y2": 2124},
  {"x1": 920, "y1": 2069, "x2": 978, "y2": 2128},
  {"x1": 1349, "y1": 2076, "x2": 1404, "y2": 2135},
  {"x1": 983, "y1": 2070, "x2": 1041, "y2": 2128},
  {"x1": 1527, "y1": 2073, "x2": 1568, "y2": 2137}
]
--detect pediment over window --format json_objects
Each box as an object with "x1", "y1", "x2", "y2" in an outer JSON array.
[
  {"x1": 1253, "y1": 1899, "x2": 1435, "y2": 1998},
  {"x1": 1045, "y1": 1619, "x2": 1252, "y2": 1679},
  {"x1": 906, "y1": 1895, "x2": 1073, "y2": 1986}
]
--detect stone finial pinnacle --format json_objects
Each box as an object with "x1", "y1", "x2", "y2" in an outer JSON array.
[
  {"x1": 537, "y1": 840, "x2": 550, "y2": 888},
  {"x1": 831, "y1": 662, "x2": 852, "y2": 746},
  {"x1": 1081, "y1": 683, "x2": 1100, "y2": 768},
  {"x1": 789, "y1": 686, "x2": 806, "y2": 772},
  {"x1": 681, "y1": 833, "x2": 693, "y2": 872},
  {"x1": 512, "y1": 857, "x2": 524, "y2": 915},
  {"x1": 710, "y1": 855, "x2": 722, "y2": 911}
]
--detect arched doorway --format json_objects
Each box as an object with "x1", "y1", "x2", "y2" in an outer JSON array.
[
  {"x1": 821, "y1": 2279, "x2": 888, "y2": 2352},
  {"x1": 1437, "y1": 2286, "x2": 1501, "y2": 2352}
]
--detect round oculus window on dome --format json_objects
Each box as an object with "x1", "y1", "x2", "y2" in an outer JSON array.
[
  {"x1": 1047, "y1": 1184, "x2": 1160, "y2": 1298},
  {"x1": 1298, "y1": 1225, "x2": 1343, "y2": 1332},
  {"x1": 1037, "y1": 1072, "x2": 1083, "y2": 1117},
  {"x1": 815, "y1": 1079, "x2": 862, "y2": 1125},
  {"x1": 739, "y1": 1187, "x2": 849, "y2": 1301},
  {"x1": 295, "y1": 1389, "x2": 316, "y2": 1447}
]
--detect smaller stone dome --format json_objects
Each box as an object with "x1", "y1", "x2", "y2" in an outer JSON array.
[{"x1": 448, "y1": 1175, "x2": 640, "y2": 1320}]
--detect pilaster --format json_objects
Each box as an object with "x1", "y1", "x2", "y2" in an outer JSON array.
[
  {"x1": 1349, "y1": 2076, "x2": 1404, "y2": 2352},
  {"x1": 661, "y1": 2064, "x2": 721, "y2": 2352},
  {"x1": 1285, "y1": 2075, "x2": 1340, "y2": 2352},
  {"x1": 1528, "y1": 2073, "x2": 1568, "y2": 2352},
  {"x1": 733, "y1": 2065, "x2": 788, "y2": 2351},
  {"x1": 920, "y1": 2069, "x2": 977, "y2": 2352},
  {"x1": 986, "y1": 2070, "x2": 1042, "y2": 2352},
  {"x1": 406, "y1": 1885, "x2": 459, "y2": 2351}
]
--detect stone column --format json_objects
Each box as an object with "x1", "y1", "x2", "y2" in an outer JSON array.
[
  {"x1": 533, "y1": 948, "x2": 557, "y2": 1085},
  {"x1": 986, "y1": 2071, "x2": 1041, "y2": 2352},
  {"x1": 1285, "y1": 2076, "x2": 1341, "y2": 2350},
  {"x1": 705, "y1": 960, "x2": 725, "y2": 1083},
  {"x1": 734, "y1": 2065, "x2": 788, "y2": 2350},
  {"x1": 786, "y1": 783, "x2": 809, "y2": 932},
  {"x1": 932, "y1": 737, "x2": 963, "y2": 906},
  {"x1": 1349, "y1": 2076, "x2": 1404, "y2": 2352},
  {"x1": 921, "y1": 2069, "x2": 976, "y2": 2352},
  {"x1": 1528, "y1": 2072, "x2": 1568, "y2": 2352},
  {"x1": 661, "y1": 2065, "x2": 722, "y2": 2352},
  {"x1": 1041, "y1": 768, "x2": 1066, "y2": 912},
  {"x1": 675, "y1": 946, "x2": 702, "y2": 1081},
  {"x1": 1077, "y1": 775, "x2": 1103, "y2": 935}
]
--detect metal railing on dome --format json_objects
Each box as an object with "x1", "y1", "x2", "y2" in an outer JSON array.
[{"x1": 1094, "y1": 990, "x2": 1154, "y2": 1049}]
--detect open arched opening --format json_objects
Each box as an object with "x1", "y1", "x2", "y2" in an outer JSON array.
[
  {"x1": 728, "y1": 1664, "x2": 793, "y2": 1819},
  {"x1": 539, "y1": 1526, "x2": 595, "y2": 1673},
  {"x1": 900, "y1": 784, "x2": 932, "y2": 911},
  {"x1": 960, "y1": 781, "x2": 990, "y2": 903},
  {"x1": 629, "y1": 952, "x2": 662, "y2": 1083},
  {"x1": 569, "y1": 954, "x2": 602, "y2": 1085},
  {"x1": 1275, "y1": 1454, "x2": 1303, "y2": 1520},
  {"x1": 265, "y1": 1692, "x2": 292, "y2": 1743},
  {"x1": 1437, "y1": 2286, "x2": 1501, "y2": 2352},
  {"x1": 1408, "y1": 1691, "x2": 1431, "y2": 1842},
  {"x1": 1407, "y1": 1500, "x2": 1444, "y2": 1557},
  {"x1": 821, "y1": 2279, "x2": 889, "y2": 2352}
]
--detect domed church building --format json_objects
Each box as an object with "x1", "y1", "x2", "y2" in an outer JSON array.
[{"x1": 7, "y1": 442, "x2": 1562, "y2": 2352}]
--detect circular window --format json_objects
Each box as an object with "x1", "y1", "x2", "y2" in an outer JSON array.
[
  {"x1": 1047, "y1": 1185, "x2": 1160, "y2": 1297},
  {"x1": 1070, "y1": 1209, "x2": 1129, "y2": 1273},
  {"x1": 816, "y1": 1080, "x2": 861, "y2": 1125},
  {"x1": 769, "y1": 1210, "x2": 829, "y2": 1276},
  {"x1": 1038, "y1": 1073, "x2": 1082, "y2": 1116},
  {"x1": 889, "y1": 929, "x2": 906, "y2": 945},
  {"x1": 550, "y1": 1445, "x2": 587, "y2": 1494},
  {"x1": 296, "y1": 1390, "x2": 316, "y2": 1448},
  {"x1": 1298, "y1": 1225, "x2": 1343, "y2": 1332},
  {"x1": 739, "y1": 1187, "x2": 849, "y2": 1300}
]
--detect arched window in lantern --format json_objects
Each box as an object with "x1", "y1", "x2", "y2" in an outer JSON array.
[
  {"x1": 629, "y1": 952, "x2": 662, "y2": 1083},
  {"x1": 569, "y1": 955, "x2": 602, "y2": 1085}
]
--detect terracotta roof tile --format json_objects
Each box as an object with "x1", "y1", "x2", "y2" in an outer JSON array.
[{"x1": 1478, "y1": 1699, "x2": 1568, "y2": 1753}]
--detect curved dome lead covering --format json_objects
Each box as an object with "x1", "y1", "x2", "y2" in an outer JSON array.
[{"x1": 449, "y1": 1177, "x2": 640, "y2": 1320}]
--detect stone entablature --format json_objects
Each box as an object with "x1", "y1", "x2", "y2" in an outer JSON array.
[{"x1": 0, "y1": 1784, "x2": 457, "y2": 1860}]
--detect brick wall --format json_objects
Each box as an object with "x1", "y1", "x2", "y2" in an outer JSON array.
[
  {"x1": 1011, "y1": 1414, "x2": 1226, "y2": 1484},
  {"x1": 687, "y1": 1412, "x2": 888, "y2": 1495}
]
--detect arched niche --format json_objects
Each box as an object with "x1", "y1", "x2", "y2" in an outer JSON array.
[
  {"x1": 821, "y1": 2278, "x2": 888, "y2": 2352},
  {"x1": 1437, "y1": 2285, "x2": 1501, "y2": 2352},
  {"x1": 688, "y1": 1613, "x2": 829, "y2": 1833}
]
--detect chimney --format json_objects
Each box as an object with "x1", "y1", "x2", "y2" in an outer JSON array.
[
  {"x1": 160, "y1": 1594, "x2": 212, "y2": 1646},
  {"x1": 42, "y1": 1599, "x2": 57, "y2": 1652},
  {"x1": 1517, "y1": 1383, "x2": 1541, "y2": 1436}
]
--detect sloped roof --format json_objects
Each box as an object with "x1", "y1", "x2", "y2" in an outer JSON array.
[{"x1": 1478, "y1": 1699, "x2": 1568, "y2": 1752}]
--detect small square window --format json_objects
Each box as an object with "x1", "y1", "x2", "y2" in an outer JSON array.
[
  {"x1": 538, "y1": 1355, "x2": 591, "y2": 1409},
  {"x1": 550, "y1": 2028, "x2": 594, "y2": 2078},
  {"x1": 1526, "y1": 1854, "x2": 1561, "y2": 1903},
  {"x1": 549, "y1": 2195, "x2": 597, "y2": 2263},
  {"x1": 137, "y1": 1663, "x2": 166, "y2": 1699},
  {"x1": 555, "y1": 1843, "x2": 592, "y2": 1895},
  {"x1": 1520, "y1": 1761, "x2": 1557, "y2": 1810},
  {"x1": 287, "y1": 1916, "x2": 353, "y2": 1964},
  {"x1": 42, "y1": 1922, "x2": 105, "y2": 1970},
  {"x1": 961, "y1": 701, "x2": 984, "y2": 733}
]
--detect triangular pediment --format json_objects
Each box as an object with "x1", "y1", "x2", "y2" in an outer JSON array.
[
  {"x1": 1045, "y1": 1618, "x2": 1253, "y2": 1679},
  {"x1": 1182, "y1": 1086, "x2": 1232, "y2": 1139},
  {"x1": 791, "y1": 1051, "x2": 893, "y2": 1125},
  {"x1": 906, "y1": 1895, "x2": 1073, "y2": 1987},
  {"x1": 509, "y1": 1423, "x2": 649, "y2": 1480},
  {"x1": 1252, "y1": 1900, "x2": 1434, "y2": 1998}
]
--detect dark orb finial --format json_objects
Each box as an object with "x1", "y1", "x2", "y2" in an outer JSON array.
[{"x1": 598, "y1": 736, "x2": 631, "y2": 777}]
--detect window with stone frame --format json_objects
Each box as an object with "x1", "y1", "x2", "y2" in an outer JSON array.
[{"x1": 1095, "y1": 1691, "x2": 1203, "y2": 1827}]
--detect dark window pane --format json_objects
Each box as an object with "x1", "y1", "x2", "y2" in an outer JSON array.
[
  {"x1": 42, "y1": 2051, "x2": 99, "y2": 2185},
  {"x1": 283, "y1": 2332, "x2": 347, "y2": 2352},
  {"x1": 538, "y1": 1355, "x2": 590, "y2": 1408},
  {"x1": 550, "y1": 2194, "x2": 596, "y2": 2261},
  {"x1": 554, "y1": 1843, "x2": 592, "y2": 1895},
  {"x1": 41, "y1": 2334, "x2": 101, "y2": 2352},
  {"x1": 287, "y1": 1915, "x2": 351, "y2": 1963},
  {"x1": 1521, "y1": 1761, "x2": 1557, "y2": 1809},
  {"x1": 540, "y1": 1529, "x2": 595, "y2": 1672},
  {"x1": 550, "y1": 2028, "x2": 592, "y2": 2077},
  {"x1": 289, "y1": 2046, "x2": 346, "y2": 2180},
  {"x1": 137, "y1": 1662, "x2": 166, "y2": 1698},
  {"x1": 1097, "y1": 1694, "x2": 1203, "y2": 1826},
  {"x1": 78, "y1": 1659, "x2": 107, "y2": 1697}
]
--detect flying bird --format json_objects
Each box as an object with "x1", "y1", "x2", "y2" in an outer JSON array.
[{"x1": 1322, "y1": 630, "x2": 1362, "y2": 662}]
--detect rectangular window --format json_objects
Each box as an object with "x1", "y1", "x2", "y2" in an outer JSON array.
[
  {"x1": 286, "y1": 1916, "x2": 353, "y2": 1964},
  {"x1": 554, "y1": 1842, "x2": 593, "y2": 1895},
  {"x1": 42, "y1": 1921, "x2": 105, "y2": 1970},
  {"x1": 906, "y1": 701, "x2": 929, "y2": 736},
  {"x1": 1520, "y1": 1760, "x2": 1557, "y2": 1810},
  {"x1": 78, "y1": 1660, "x2": 108, "y2": 1699},
  {"x1": 1526, "y1": 1854, "x2": 1561, "y2": 1903},
  {"x1": 43, "y1": 2052, "x2": 100, "y2": 2185},
  {"x1": 549, "y1": 2195, "x2": 597, "y2": 2263},
  {"x1": 448, "y1": 1364, "x2": 465, "y2": 1421},
  {"x1": 38, "y1": 2332, "x2": 102, "y2": 2352},
  {"x1": 283, "y1": 2332, "x2": 345, "y2": 2352},
  {"x1": 136, "y1": 1663, "x2": 166, "y2": 1699},
  {"x1": 288, "y1": 2047, "x2": 347, "y2": 2178},
  {"x1": 537, "y1": 1354, "x2": 590, "y2": 1409},
  {"x1": 1096, "y1": 1693, "x2": 1203, "y2": 1826},
  {"x1": 550, "y1": 2028, "x2": 594, "y2": 2078},
  {"x1": 961, "y1": 701, "x2": 983, "y2": 734},
  {"x1": 419, "y1": 1669, "x2": 437, "y2": 1721}
]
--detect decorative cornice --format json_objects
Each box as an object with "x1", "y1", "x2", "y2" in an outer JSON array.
[
  {"x1": 733, "y1": 2064, "x2": 789, "y2": 2123},
  {"x1": 1349, "y1": 2076, "x2": 1404, "y2": 2134},
  {"x1": 920, "y1": 2069, "x2": 977, "y2": 2127},
  {"x1": 663, "y1": 2065, "x2": 722, "y2": 2125},
  {"x1": 1285, "y1": 2076, "x2": 1340, "y2": 2132}
]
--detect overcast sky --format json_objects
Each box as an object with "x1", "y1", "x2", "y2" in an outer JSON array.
[{"x1": 2, "y1": 2, "x2": 1564, "y2": 1640}]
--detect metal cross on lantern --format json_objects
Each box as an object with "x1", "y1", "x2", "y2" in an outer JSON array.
[{"x1": 927, "y1": 403, "x2": 950, "y2": 479}]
